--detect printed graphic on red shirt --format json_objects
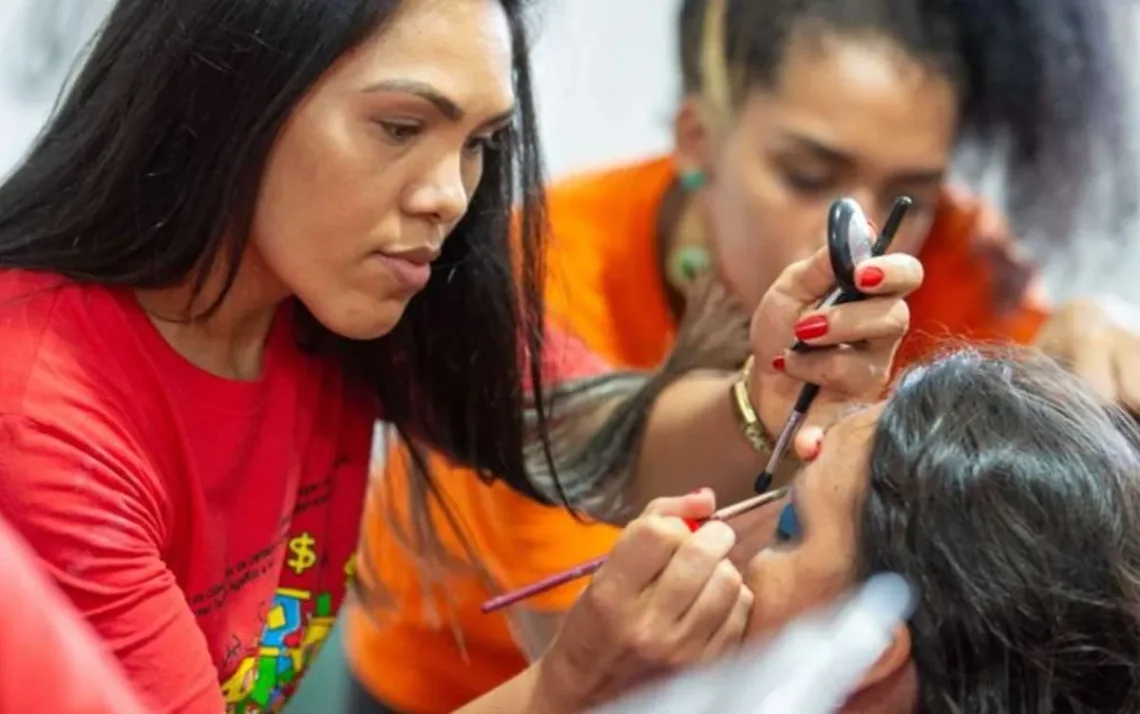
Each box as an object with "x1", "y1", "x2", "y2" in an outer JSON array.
[
  {"x1": 219, "y1": 557, "x2": 352, "y2": 711},
  {"x1": 213, "y1": 465, "x2": 364, "y2": 713}
]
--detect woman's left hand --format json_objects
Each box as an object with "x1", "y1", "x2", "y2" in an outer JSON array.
[
  {"x1": 749, "y1": 245, "x2": 925, "y2": 455},
  {"x1": 1035, "y1": 296, "x2": 1140, "y2": 412}
]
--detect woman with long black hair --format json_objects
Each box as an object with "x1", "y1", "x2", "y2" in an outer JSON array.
[{"x1": 0, "y1": 0, "x2": 920, "y2": 710}]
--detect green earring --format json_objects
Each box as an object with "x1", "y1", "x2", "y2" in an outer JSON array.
[
  {"x1": 679, "y1": 168, "x2": 707, "y2": 191},
  {"x1": 672, "y1": 246, "x2": 712, "y2": 284}
]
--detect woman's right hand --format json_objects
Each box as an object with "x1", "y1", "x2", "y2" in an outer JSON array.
[{"x1": 534, "y1": 489, "x2": 753, "y2": 711}]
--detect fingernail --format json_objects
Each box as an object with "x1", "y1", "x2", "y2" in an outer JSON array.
[
  {"x1": 689, "y1": 487, "x2": 709, "y2": 495},
  {"x1": 683, "y1": 517, "x2": 703, "y2": 532},
  {"x1": 858, "y1": 266, "x2": 885, "y2": 289},
  {"x1": 806, "y1": 436, "x2": 823, "y2": 461},
  {"x1": 771, "y1": 354, "x2": 786, "y2": 371},
  {"x1": 793, "y1": 315, "x2": 829, "y2": 341}
]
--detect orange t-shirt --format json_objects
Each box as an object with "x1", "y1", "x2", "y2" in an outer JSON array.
[{"x1": 344, "y1": 156, "x2": 1049, "y2": 712}]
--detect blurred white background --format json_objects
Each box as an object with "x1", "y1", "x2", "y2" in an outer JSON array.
[{"x1": 0, "y1": 0, "x2": 1137, "y2": 300}]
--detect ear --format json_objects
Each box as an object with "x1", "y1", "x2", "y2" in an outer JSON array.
[
  {"x1": 674, "y1": 96, "x2": 715, "y2": 179},
  {"x1": 859, "y1": 623, "x2": 912, "y2": 691}
]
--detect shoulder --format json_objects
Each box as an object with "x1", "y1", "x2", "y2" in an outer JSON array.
[
  {"x1": 0, "y1": 273, "x2": 175, "y2": 535},
  {"x1": 0, "y1": 269, "x2": 142, "y2": 414}
]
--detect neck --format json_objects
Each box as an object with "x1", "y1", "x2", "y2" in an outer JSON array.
[{"x1": 136, "y1": 249, "x2": 288, "y2": 380}]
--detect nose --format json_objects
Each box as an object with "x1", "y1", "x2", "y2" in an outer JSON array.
[{"x1": 403, "y1": 152, "x2": 470, "y2": 226}]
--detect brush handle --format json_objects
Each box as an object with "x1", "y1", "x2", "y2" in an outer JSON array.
[
  {"x1": 480, "y1": 555, "x2": 608, "y2": 613},
  {"x1": 480, "y1": 489, "x2": 791, "y2": 613}
]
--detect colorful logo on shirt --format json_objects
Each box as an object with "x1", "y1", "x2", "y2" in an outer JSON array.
[{"x1": 222, "y1": 534, "x2": 342, "y2": 714}]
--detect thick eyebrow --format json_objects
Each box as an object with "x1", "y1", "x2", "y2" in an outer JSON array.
[{"x1": 363, "y1": 78, "x2": 516, "y2": 129}]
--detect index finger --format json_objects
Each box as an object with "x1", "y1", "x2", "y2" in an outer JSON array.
[{"x1": 852, "y1": 254, "x2": 924, "y2": 297}]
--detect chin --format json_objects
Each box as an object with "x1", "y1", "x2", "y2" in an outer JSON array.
[{"x1": 308, "y1": 297, "x2": 410, "y2": 341}]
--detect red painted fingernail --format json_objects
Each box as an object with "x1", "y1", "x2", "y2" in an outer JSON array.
[
  {"x1": 794, "y1": 315, "x2": 829, "y2": 341},
  {"x1": 771, "y1": 354, "x2": 786, "y2": 371},
  {"x1": 683, "y1": 518, "x2": 703, "y2": 532},
  {"x1": 858, "y1": 266, "x2": 885, "y2": 289},
  {"x1": 690, "y1": 487, "x2": 709, "y2": 495}
]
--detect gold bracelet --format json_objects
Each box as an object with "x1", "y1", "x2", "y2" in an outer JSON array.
[{"x1": 731, "y1": 356, "x2": 772, "y2": 453}]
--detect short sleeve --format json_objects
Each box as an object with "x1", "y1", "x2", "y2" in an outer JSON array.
[{"x1": 0, "y1": 415, "x2": 225, "y2": 713}]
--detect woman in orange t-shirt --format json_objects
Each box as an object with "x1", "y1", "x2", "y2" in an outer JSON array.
[{"x1": 345, "y1": 0, "x2": 1140, "y2": 711}]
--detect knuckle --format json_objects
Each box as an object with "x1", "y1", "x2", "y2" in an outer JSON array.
[
  {"x1": 648, "y1": 514, "x2": 691, "y2": 542},
  {"x1": 581, "y1": 579, "x2": 621, "y2": 621},
  {"x1": 627, "y1": 514, "x2": 682, "y2": 544},
  {"x1": 901, "y1": 255, "x2": 924, "y2": 285},
  {"x1": 817, "y1": 358, "x2": 852, "y2": 393},
  {"x1": 891, "y1": 300, "x2": 911, "y2": 334},
  {"x1": 911, "y1": 259, "x2": 926, "y2": 287},
  {"x1": 673, "y1": 540, "x2": 722, "y2": 575},
  {"x1": 624, "y1": 623, "x2": 668, "y2": 663},
  {"x1": 738, "y1": 584, "x2": 756, "y2": 609},
  {"x1": 712, "y1": 560, "x2": 743, "y2": 592}
]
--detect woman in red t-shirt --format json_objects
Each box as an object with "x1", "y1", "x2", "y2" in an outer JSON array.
[{"x1": 0, "y1": 0, "x2": 922, "y2": 711}]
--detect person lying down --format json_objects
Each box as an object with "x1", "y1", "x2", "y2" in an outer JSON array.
[{"x1": 742, "y1": 347, "x2": 1140, "y2": 713}]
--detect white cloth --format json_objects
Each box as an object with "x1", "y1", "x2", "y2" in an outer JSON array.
[{"x1": 595, "y1": 573, "x2": 915, "y2": 714}]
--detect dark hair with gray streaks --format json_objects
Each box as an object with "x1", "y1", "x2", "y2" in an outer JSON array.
[{"x1": 859, "y1": 347, "x2": 1140, "y2": 712}]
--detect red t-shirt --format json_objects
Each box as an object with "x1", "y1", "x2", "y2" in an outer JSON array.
[
  {"x1": 0, "y1": 270, "x2": 374, "y2": 712},
  {"x1": 0, "y1": 511, "x2": 147, "y2": 713}
]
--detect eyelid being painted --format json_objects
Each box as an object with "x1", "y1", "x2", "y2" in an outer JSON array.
[
  {"x1": 775, "y1": 501, "x2": 802, "y2": 543},
  {"x1": 781, "y1": 166, "x2": 837, "y2": 194}
]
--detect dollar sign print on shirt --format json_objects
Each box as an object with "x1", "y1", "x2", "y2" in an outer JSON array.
[{"x1": 287, "y1": 533, "x2": 318, "y2": 576}]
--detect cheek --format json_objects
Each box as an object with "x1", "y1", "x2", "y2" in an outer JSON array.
[
  {"x1": 744, "y1": 547, "x2": 850, "y2": 640},
  {"x1": 252, "y1": 109, "x2": 397, "y2": 284},
  {"x1": 705, "y1": 152, "x2": 829, "y2": 309}
]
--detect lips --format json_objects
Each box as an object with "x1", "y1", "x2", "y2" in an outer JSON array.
[{"x1": 372, "y1": 251, "x2": 433, "y2": 291}]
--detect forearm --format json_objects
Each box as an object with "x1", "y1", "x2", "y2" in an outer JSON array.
[
  {"x1": 628, "y1": 370, "x2": 764, "y2": 510},
  {"x1": 455, "y1": 662, "x2": 568, "y2": 714}
]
